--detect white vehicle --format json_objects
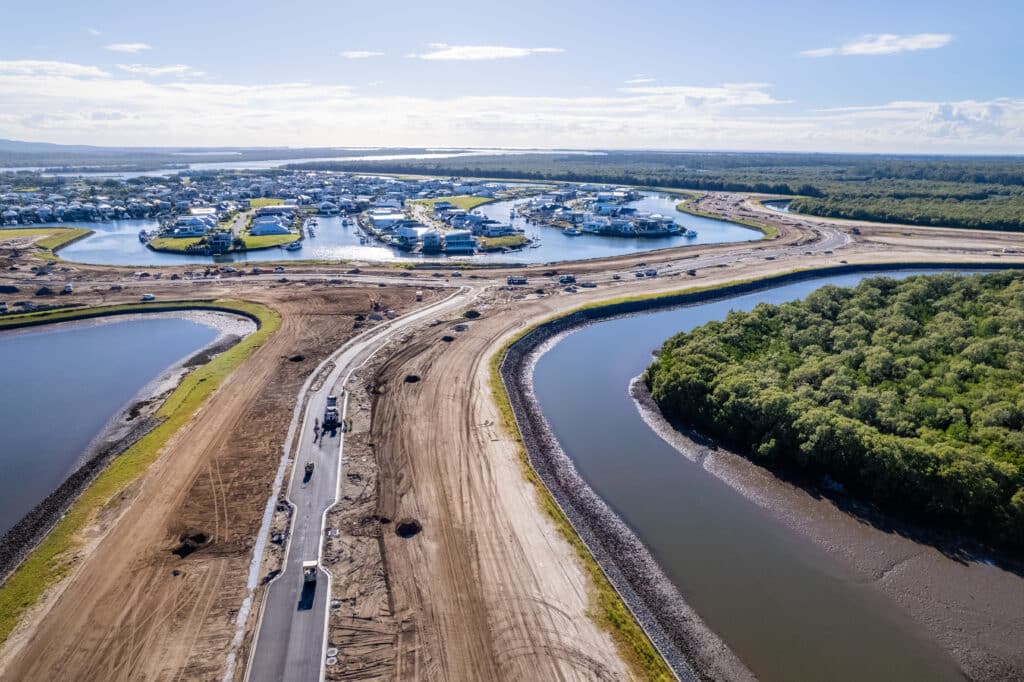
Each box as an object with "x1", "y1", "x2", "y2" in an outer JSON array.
[
  {"x1": 62, "y1": 284, "x2": 74, "y2": 294},
  {"x1": 141, "y1": 293, "x2": 155, "y2": 302},
  {"x1": 302, "y1": 560, "x2": 318, "y2": 583}
]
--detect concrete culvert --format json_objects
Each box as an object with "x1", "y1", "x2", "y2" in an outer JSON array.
[
  {"x1": 289, "y1": 355, "x2": 305, "y2": 362},
  {"x1": 395, "y1": 518, "x2": 422, "y2": 538},
  {"x1": 404, "y1": 374, "x2": 420, "y2": 383}
]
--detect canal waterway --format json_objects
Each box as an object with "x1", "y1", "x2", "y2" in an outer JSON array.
[
  {"x1": 532, "y1": 270, "x2": 969, "y2": 682},
  {"x1": 0, "y1": 316, "x2": 220, "y2": 536},
  {"x1": 51, "y1": 192, "x2": 760, "y2": 266}
]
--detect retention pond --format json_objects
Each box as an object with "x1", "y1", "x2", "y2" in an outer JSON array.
[{"x1": 0, "y1": 316, "x2": 221, "y2": 536}]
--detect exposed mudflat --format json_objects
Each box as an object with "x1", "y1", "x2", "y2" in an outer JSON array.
[{"x1": 631, "y1": 378, "x2": 1024, "y2": 682}]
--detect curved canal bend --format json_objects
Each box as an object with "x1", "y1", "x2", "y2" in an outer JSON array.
[{"x1": 527, "y1": 269, "x2": 985, "y2": 681}]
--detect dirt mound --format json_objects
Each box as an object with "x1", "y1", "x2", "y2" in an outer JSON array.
[
  {"x1": 395, "y1": 518, "x2": 422, "y2": 538},
  {"x1": 171, "y1": 532, "x2": 209, "y2": 558}
]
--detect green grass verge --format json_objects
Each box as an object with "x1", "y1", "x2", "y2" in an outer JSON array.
[
  {"x1": 248, "y1": 197, "x2": 285, "y2": 209},
  {"x1": 0, "y1": 299, "x2": 280, "y2": 645},
  {"x1": 478, "y1": 234, "x2": 529, "y2": 251},
  {"x1": 488, "y1": 329, "x2": 674, "y2": 681},
  {"x1": 0, "y1": 228, "x2": 93, "y2": 256},
  {"x1": 408, "y1": 195, "x2": 494, "y2": 212},
  {"x1": 148, "y1": 236, "x2": 205, "y2": 252},
  {"x1": 675, "y1": 196, "x2": 779, "y2": 239},
  {"x1": 241, "y1": 233, "x2": 300, "y2": 249}
]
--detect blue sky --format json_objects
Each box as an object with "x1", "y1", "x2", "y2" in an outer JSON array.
[{"x1": 1, "y1": 0, "x2": 1021, "y2": 152}]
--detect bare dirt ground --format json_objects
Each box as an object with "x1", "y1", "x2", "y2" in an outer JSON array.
[
  {"x1": 352, "y1": 293, "x2": 630, "y2": 681},
  {"x1": 0, "y1": 283, "x2": 422, "y2": 682},
  {"x1": 5, "y1": 195, "x2": 1024, "y2": 681}
]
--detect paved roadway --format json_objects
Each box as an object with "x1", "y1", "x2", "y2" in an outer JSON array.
[{"x1": 247, "y1": 287, "x2": 471, "y2": 682}]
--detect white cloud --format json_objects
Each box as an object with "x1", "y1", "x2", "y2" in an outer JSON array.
[
  {"x1": 408, "y1": 44, "x2": 563, "y2": 61},
  {"x1": 801, "y1": 33, "x2": 952, "y2": 57},
  {"x1": 0, "y1": 60, "x2": 110, "y2": 78},
  {"x1": 117, "y1": 64, "x2": 204, "y2": 78},
  {"x1": 104, "y1": 43, "x2": 152, "y2": 53},
  {"x1": 618, "y1": 82, "x2": 787, "y2": 107},
  {"x1": 0, "y1": 60, "x2": 1021, "y2": 153},
  {"x1": 624, "y1": 77, "x2": 656, "y2": 84},
  {"x1": 86, "y1": 27, "x2": 101, "y2": 36},
  {"x1": 341, "y1": 51, "x2": 384, "y2": 59}
]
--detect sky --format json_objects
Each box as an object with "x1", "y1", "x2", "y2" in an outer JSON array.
[{"x1": 1, "y1": 0, "x2": 1022, "y2": 153}]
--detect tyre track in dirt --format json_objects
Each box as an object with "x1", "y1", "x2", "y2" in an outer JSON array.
[{"x1": 0, "y1": 286, "x2": 422, "y2": 682}]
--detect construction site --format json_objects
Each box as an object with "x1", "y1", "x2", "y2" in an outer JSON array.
[{"x1": 1, "y1": 192, "x2": 1023, "y2": 681}]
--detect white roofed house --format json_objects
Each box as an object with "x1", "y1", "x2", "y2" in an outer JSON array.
[{"x1": 250, "y1": 216, "x2": 292, "y2": 236}]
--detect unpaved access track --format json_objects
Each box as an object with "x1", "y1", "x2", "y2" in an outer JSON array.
[
  {"x1": 5, "y1": 190, "x2": 1024, "y2": 681},
  {"x1": 0, "y1": 283, "x2": 423, "y2": 681}
]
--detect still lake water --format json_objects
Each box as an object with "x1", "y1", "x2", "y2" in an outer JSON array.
[
  {"x1": 0, "y1": 317, "x2": 219, "y2": 536},
  {"x1": 533, "y1": 270, "x2": 969, "y2": 682},
  {"x1": 51, "y1": 192, "x2": 759, "y2": 266}
]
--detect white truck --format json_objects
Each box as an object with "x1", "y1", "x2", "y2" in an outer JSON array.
[
  {"x1": 324, "y1": 394, "x2": 340, "y2": 429},
  {"x1": 302, "y1": 560, "x2": 318, "y2": 584}
]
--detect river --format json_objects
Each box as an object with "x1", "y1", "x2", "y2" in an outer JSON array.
[
  {"x1": 532, "y1": 270, "x2": 970, "y2": 682},
  {"x1": 52, "y1": 192, "x2": 760, "y2": 266},
  {"x1": 0, "y1": 316, "x2": 220, "y2": 536}
]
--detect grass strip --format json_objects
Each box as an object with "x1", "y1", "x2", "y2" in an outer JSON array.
[
  {"x1": 0, "y1": 227, "x2": 94, "y2": 259},
  {"x1": 0, "y1": 299, "x2": 280, "y2": 645}
]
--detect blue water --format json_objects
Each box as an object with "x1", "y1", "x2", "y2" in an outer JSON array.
[
  {"x1": 0, "y1": 317, "x2": 219, "y2": 535},
  {"x1": 50, "y1": 192, "x2": 757, "y2": 266},
  {"x1": 533, "y1": 270, "x2": 968, "y2": 682}
]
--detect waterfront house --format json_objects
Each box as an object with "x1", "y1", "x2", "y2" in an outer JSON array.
[
  {"x1": 250, "y1": 216, "x2": 292, "y2": 236},
  {"x1": 444, "y1": 230, "x2": 477, "y2": 253}
]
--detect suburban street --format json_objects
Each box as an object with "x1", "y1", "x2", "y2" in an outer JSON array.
[{"x1": 247, "y1": 287, "x2": 471, "y2": 682}]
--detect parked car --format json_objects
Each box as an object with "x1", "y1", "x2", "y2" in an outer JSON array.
[{"x1": 141, "y1": 293, "x2": 155, "y2": 302}]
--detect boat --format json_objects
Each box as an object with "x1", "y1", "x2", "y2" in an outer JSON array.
[
  {"x1": 285, "y1": 241, "x2": 303, "y2": 251},
  {"x1": 563, "y1": 226, "x2": 582, "y2": 236}
]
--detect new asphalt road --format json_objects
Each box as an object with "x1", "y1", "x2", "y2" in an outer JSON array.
[{"x1": 247, "y1": 287, "x2": 471, "y2": 682}]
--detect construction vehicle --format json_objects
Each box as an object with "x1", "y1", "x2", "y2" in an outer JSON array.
[
  {"x1": 302, "y1": 560, "x2": 318, "y2": 584},
  {"x1": 324, "y1": 394, "x2": 340, "y2": 429}
]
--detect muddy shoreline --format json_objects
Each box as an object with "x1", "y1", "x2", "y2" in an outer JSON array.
[
  {"x1": 0, "y1": 311, "x2": 256, "y2": 583},
  {"x1": 500, "y1": 264, "x2": 1024, "y2": 681},
  {"x1": 631, "y1": 378, "x2": 1024, "y2": 681}
]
